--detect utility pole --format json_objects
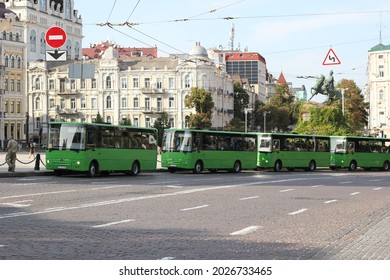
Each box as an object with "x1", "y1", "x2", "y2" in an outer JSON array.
[{"x1": 1, "y1": 65, "x2": 5, "y2": 149}]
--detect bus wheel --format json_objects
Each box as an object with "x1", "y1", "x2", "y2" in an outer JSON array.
[
  {"x1": 232, "y1": 161, "x2": 242, "y2": 173},
  {"x1": 307, "y1": 160, "x2": 316, "y2": 171},
  {"x1": 130, "y1": 161, "x2": 140, "y2": 176},
  {"x1": 348, "y1": 160, "x2": 357, "y2": 171},
  {"x1": 194, "y1": 161, "x2": 203, "y2": 174},
  {"x1": 383, "y1": 161, "x2": 390, "y2": 171},
  {"x1": 87, "y1": 161, "x2": 98, "y2": 177},
  {"x1": 273, "y1": 160, "x2": 282, "y2": 172}
]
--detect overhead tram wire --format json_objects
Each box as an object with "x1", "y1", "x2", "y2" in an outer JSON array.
[
  {"x1": 96, "y1": 9, "x2": 390, "y2": 27},
  {"x1": 106, "y1": 0, "x2": 118, "y2": 23},
  {"x1": 125, "y1": 0, "x2": 141, "y2": 22}
]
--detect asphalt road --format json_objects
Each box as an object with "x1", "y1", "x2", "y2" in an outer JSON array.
[{"x1": 0, "y1": 169, "x2": 389, "y2": 260}]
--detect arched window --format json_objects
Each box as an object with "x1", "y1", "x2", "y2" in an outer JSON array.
[
  {"x1": 17, "y1": 57, "x2": 21, "y2": 68},
  {"x1": 10, "y1": 56, "x2": 15, "y2": 68},
  {"x1": 106, "y1": 76, "x2": 112, "y2": 89},
  {"x1": 15, "y1": 33, "x2": 19, "y2": 42},
  {"x1": 2, "y1": 31, "x2": 6, "y2": 40},
  {"x1": 35, "y1": 77, "x2": 41, "y2": 90},
  {"x1": 66, "y1": 39, "x2": 72, "y2": 58},
  {"x1": 106, "y1": 116, "x2": 112, "y2": 124},
  {"x1": 35, "y1": 97, "x2": 41, "y2": 110},
  {"x1": 185, "y1": 116, "x2": 190, "y2": 128},
  {"x1": 106, "y1": 96, "x2": 112, "y2": 108},
  {"x1": 9, "y1": 32, "x2": 13, "y2": 41},
  {"x1": 40, "y1": 32, "x2": 46, "y2": 54},
  {"x1": 30, "y1": 30, "x2": 36, "y2": 52},
  {"x1": 379, "y1": 89, "x2": 384, "y2": 100},
  {"x1": 74, "y1": 41, "x2": 80, "y2": 59},
  {"x1": 4, "y1": 55, "x2": 8, "y2": 67},
  {"x1": 184, "y1": 75, "x2": 191, "y2": 88}
]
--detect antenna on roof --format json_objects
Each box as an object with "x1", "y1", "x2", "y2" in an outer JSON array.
[{"x1": 230, "y1": 23, "x2": 235, "y2": 51}]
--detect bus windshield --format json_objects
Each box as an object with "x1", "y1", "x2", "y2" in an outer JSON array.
[
  {"x1": 48, "y1": 123, "x2": 86, "y2": 151},
  {"x1": 163, "y1": 130, "x2": 192, "y2": 152},
  {"x1": 259, "y1": 135, "x2": 272, "y2": 152}
]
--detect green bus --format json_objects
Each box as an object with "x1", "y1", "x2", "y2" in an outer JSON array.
[
  {"x1": 46, "y1": 122, "x2": 157, "y2": 177},
  {"x1": 257, "y1": 133, "x2": 330, "y2": 171},
  {"x1": 330, "y1": 135, "x2": 390, "y2": 171},
  {"x1": 161, "y1": 129, "x2": 257, "y2": 173}
]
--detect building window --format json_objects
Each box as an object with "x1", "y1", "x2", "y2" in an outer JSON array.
[
  {"x1": 156, "y1": 77, "x2": 162, "y2": 89},
  {"x1": 92, "y1": 79, "x2": 97, "y2": 88},
  {"x1": 169, "y1": 77, "x2": 174, "y2": 89},
  {"x1": 49, "y1": 79, "x2": 55, "y2": 90},
  {"x1": 10, "y1": 79, "x2": 14, "y2": 91},
  {"x1": 60, "y1": 78, "x2": 65, "y2": 92},
  {"x1": 81, "y1": 97, "x2": 86, "y2": 108},
  {"x1": 106, "y1": 116, "x2": 112, "y2": 124},
  {"x1": 144, "y1": 78, "x2": 151, "y2": 88},
  {"x1": 10, "y1": 56, "x2": 15, "y2": 68},
  {"x1": 133, "y1": 117, "x2": 139, "y2": 127},
  {"x1": 157, "y1": 97, "x2": 162, "y2": 111},
  {"x1": 379, "y1": 89, "x2": 384, "y2": 100},
  {"x1": 106, "y1": 76, "x2": 112, "y2": 89},
  {"x1": 16, "y1": 80, "x2": 21, "y2": 92},
  {"x1": 70, "y1": 98, "x2": 76, "y2": 109},
  {"x1": 35, "y1": 97, "x2": 40, "y2": 110},
  {"x1": 145, "y1": 97, "x2": 150, "y2": 110},
  {"x1": 133, "y1": 97, "x2": 139, "y2": 108},
  {"x1": 185, "y1": 75, "x2": 191, "y2": 88},
  {"x1": 169, "y1": 97, "x2": 174, "y2": 108},
  {"x1": 169, "y1": 118, "x2": 175, "y2": 128},
  {"x1": 30, "y1": 30, "x2": 36, "y2": 52},
  {"x1": 379, "y1": 111, "x2": 386, "y2": 124},
  {"x1": 121, "y1": 97, "x2": 127, "y2": 108},
  {"x1": 16, "y1": 102, "x2": 20, "y2": 113},
  {"x1": 17, "y1": 57, "x2": 21, "y2": 68},
  {"x1": 121, "y1": 77, "x2": 127, "y2": 89},
  {"x1": 10, "y1": 101, "x2": 14, "y2": 113},
  {"x1": 35, "y1": 77, "x2": 41, "y2": 90},
  {"x1": 4, "y1": 55, "x2": 8, "y2": 67},
  {"x1": 81, "y1": 79, "x2": 86, "y2": 89},
  {"x1": 49, "y1": 98, "x2": 55, "y2": 109},
  {"x1": 40, "y1": 32, "x2": 46, "y2": 54},
  {"x1": 60, "y1": 99, "x2": 65, "y2": 109},
  {"x1": 91, "y1": 97, "x2": 97, "y2": 109},
  {"x1": 70, "y1": 79, "x2": 76, "y2": 90},
  {"x1": 379, "y1": 65, "x2": 384, "y2": 78},
  {"x1": 133, "y1": 77, "x2": 139, "y2": 88},
  {"x1": 106, "y1": 96, "x2": 112, "y2": 108},
  {"x1": 145, "y1": 117, "x2": 151, "y2": 128}
]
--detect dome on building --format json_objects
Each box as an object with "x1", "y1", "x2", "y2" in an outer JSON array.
[
  {"x1": 102, "y1": 45, "x2": 119, "y2": 59},
  {"x1": 189, "y1": 42, "x2": 209, "y2": 60}
]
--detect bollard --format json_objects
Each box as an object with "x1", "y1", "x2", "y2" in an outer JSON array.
[{"x1": 34, "y1": 153, "x2": 40, "y2": 171}]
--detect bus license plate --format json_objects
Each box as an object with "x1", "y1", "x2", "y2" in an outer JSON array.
[{"x1": 58, "y1": 166, "x2": 67, "y2": 169}]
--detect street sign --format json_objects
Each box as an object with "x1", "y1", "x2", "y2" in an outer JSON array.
[
  {"x1": 45, "y1": 26, "x2": 66, "y2": 49},
  {"x1": 46, "y1": 50, "x2": 67, "y2": 61},
  {"x1": 323, "y1": 48, "x2": 341, "y2": 65}
]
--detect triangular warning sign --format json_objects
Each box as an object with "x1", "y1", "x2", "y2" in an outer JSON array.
[{"x1": 322, "y1": 48, "x2": 341, "y2": 65}]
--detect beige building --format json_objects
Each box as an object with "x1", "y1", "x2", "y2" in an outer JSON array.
[
  {"x1": 28, "y1": 43, "x2": 234, "y2": 141},
  {"x1": 0, "y1": 3, "x2": 26, "y2": 148},
  {"x1": 366, "y1": 43, "x2": 390, "y2": 138}
]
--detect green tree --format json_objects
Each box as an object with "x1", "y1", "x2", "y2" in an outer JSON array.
[
  {"x1": 185, "y1": 87, "x2": 214, "y2": 129},
  {"x1": 233, "y1": 82, "x2": 249, "y2": 120},
  {"x1": 119, "y1": 119, "x2": 132, "y2": 126},
  {"x1": 336, "y1": 79, "x2": 368, "y2": 134},
  {"x1": 95, "y1": 112, "x2": 104, "y2": 123},
  {"x1": 153, "y1": 112, "x2": 171, "y2": 147}
]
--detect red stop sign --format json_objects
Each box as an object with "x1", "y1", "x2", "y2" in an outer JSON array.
[{"x1": 45, "y1": 26, "x2": 67, "y2": 49}]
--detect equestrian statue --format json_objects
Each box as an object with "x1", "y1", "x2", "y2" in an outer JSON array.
[{"x1": 308, "y1": 70, "x2": 341, "y2": 104}]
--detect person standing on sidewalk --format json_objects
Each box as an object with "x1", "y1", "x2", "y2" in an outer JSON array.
[
  {"x1": 5, "y1": 137, "x2": 18, "y2": 172},
  {"x1": 28, "y1": 142, "x2": 35, "y2": 158}
]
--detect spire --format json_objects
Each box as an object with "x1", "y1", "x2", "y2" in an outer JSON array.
[{"x1": 277, "y1": 71, "x2": 287, "y2": 84}]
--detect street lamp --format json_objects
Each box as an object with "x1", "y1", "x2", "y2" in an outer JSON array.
[
  {"x1": 263, "y1": 111, "x2": 270, "y2": 132},
  {"x1": 244, "y1": 108, "x2": 253, "y2": 133},
  {"x1": 340, "y1": 88, "x2": 348, "y2": 116}
]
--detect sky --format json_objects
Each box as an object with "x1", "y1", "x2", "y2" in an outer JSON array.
[{"x1": 75, "y1": 0, "x2": 390, "y2": 101}]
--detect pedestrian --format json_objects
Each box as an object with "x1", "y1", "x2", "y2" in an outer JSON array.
[
  {"x1": 29, "y1": 142, "x2": 35, "y2": 158},
  {"x1": 5, "y1": 137, "x2": 18, "y2": 172}
]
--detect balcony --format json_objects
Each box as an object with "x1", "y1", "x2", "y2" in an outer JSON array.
[
  {"x1": 141, "y1": 87, "x2": 166, "y2": 94},
  {"x1": 141, "y1": 107, "x2": 165, "y2": 114}
]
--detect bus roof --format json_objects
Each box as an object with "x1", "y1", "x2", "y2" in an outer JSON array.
[
  {"x1": 164, "y1": 128, "x2": 257, "y2": 136},
  {"x1": 49, "y1": 121, "x2": 157, "y2": 132}
]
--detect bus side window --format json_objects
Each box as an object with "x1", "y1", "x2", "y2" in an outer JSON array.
[{"x1": 273, "y1": 140, "x2": 280, "y2": 151}]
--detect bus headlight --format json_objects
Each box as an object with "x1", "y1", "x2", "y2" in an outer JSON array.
[{"x1": 76, "y1": 161, "x2": 80, "y2": 165}]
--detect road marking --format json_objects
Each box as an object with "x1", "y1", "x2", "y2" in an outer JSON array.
[
  {"x1": 311, "y1": 185, "x2": 325, "y2": 188},
  {"x1": 2, "y1": 200, "x2": 32, "y2": 208},
  {"x1": 373, "y1": 187, "x2": 383, "y2": 191},
  {"x1": 164, "y1": 185, "x2": 183, "y2": 189},
  {"x1": 0, "y1": 190, "x2": 76, "y2": 200},
  {"x1": 0, "y1": 245, "x2": 7, "y2": 248},
  {"x1": 148, "y1": 181, "x2": 180, "y2": 185},
  {"x1": 239, "y1": 196, "x2": 259, "y2": 201},
  {"x1": 339, "y1": 181, "x2": 353, "y2": 184},
  {"x1": 324, "y1": 199, "x2": 338, "y2": 204},
  {"x1": 280, "y1": 188, "x2": 294, "y2": 193},
  {"x1": 230, "y1": 226, "x2": 262, "y2": 236},
  {"x1": 369, "y1": 179, "x2": 384, "y2": 182},
  {"x1": 90, "y1": 185, "x2": 131, "y2": 190},
  {"x1": 14, "y1": 183, "x2": 39, "y2": 186},
  {"x1": 92, "y1": 219, "x2": 135, "y2": 228},
  {"x1": 350, "y1": 192, "x2": 360, "y2": 196},
  {"x1": 0, "y1": 177, "x2": 322, "y2": 220},
  {"x1": 180, "y1": 205, "x2": 209, "y2": 211},
  {"x1": 158, "y1": 257, "x2": 176, "y2": 260},
  {"x1": 288, "y1": 208, "x2": 308, "y2": 215}
]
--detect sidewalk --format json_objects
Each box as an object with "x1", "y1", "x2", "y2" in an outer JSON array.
[{"x1": 0, "y1": 150, "x2": 51, "y2": 177}]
